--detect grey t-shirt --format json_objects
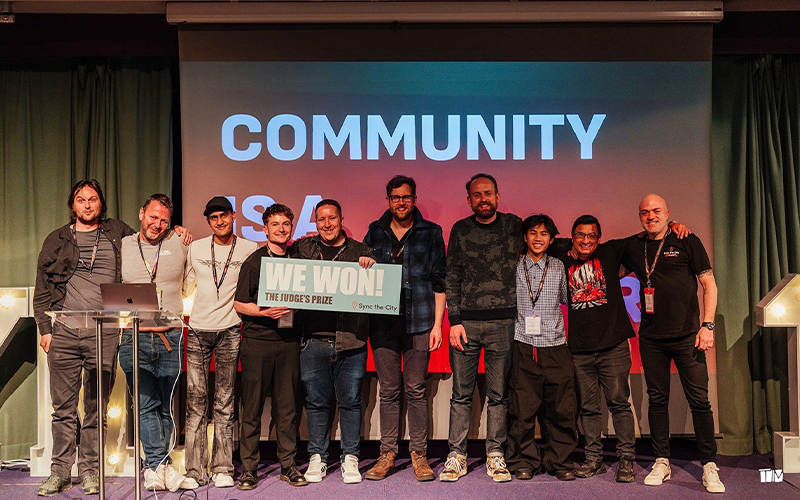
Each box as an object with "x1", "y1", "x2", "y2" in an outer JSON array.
[
  {"x1": 63, "y1": 228, "x2": 117, "y2": 312},
  {"x1": 121, "y1": 231, "x2": 189, "y2": 316}
]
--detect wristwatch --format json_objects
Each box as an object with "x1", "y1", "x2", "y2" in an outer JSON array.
[{"x1": 701, "y1": 321, "x2": 715, "y2": 331}]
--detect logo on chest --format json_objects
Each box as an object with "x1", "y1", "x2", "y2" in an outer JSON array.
[{"x1": 663, "y1": 246, "x2": 680, "y2": 258}]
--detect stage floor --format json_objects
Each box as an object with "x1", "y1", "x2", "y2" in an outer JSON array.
[{"x1": 2, "y1": 439, "x2": 798, "y2": 500}]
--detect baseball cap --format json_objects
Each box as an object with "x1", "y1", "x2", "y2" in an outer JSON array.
[{"x1": 203, "y1": 196, "x2": 233, "y2": 217}]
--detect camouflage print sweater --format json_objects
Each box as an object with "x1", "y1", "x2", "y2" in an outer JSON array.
[{"x1": 446, "y1": 212, "x2": 523, "y2": 326}]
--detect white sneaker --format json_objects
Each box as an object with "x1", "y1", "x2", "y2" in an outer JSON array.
[
  {"x1": 439, "y1": 451, "x2": 467, "y2": 482},
  {"x1": 644, "y1": 458, "x2": 671, "y2": 486},
  {"x1": 341, "y1": 454, "x2": 362, "y2": 484},
  {"x1": 158, "y1": 463, "x2": 186, "y2": 492},
  {"x1": 211, "y1": 473, "x2": 234, "y2": 488},
  {"x1": 143, "y1": 468, "x2": 165, "y2": 491},
  {"x1": 702, "y1": 463, "x2": 725, "y2": 493},
  {"x1": 305, "y1": 454, "x2": 327, "y2": 483},
  {"x1": 179, "y1": 477, "x2": 200, "y2": 490}
]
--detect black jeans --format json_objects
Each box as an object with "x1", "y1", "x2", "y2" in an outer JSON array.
[
  {"x1": 573, "y1": 341, "x2": 635, "y2": 461},
  {"x1": 371, "y1": 315, "x2": 430, "y2": 454},
  {"x1": 639, "y1": 333, "x2": 717, "y2": 464},
  {"x1": 238, "y1": 337, "x2": 301, "y2": 470},
  {"x1": 507, "y1": 342, "x2": 577, "y2": 472}
]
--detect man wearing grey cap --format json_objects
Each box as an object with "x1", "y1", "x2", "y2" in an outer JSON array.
[{"x1": 181, "y1": 196, "x2": 258, "y2": 489}]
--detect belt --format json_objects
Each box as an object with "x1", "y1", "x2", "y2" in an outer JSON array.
[{"x1": 143, "y1": 331, "x2": 174, "y2": 352}]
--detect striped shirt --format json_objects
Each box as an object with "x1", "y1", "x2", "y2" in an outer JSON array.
[{"x1": 514, "y1": 254, "x2": 568, "y2": 347}]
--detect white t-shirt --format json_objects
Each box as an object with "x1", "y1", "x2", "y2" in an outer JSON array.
[{"x1": 184, "y1": 235, "x2": 258, "y2": 331}]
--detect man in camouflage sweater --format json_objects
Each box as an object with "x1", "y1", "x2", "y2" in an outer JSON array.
[{"x1": 439, "y1": 173, "x2": 523, "y2": 483}]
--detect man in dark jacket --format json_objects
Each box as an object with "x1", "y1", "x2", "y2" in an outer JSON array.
[
  {"x1": 294, "y1": 199, "x2": 375, "y2": 484},
  {"x1": 33, "y1": 180, "x2": 135, "y2": 496},
  {"x1": 362, "y1": 175, "x2": 446, "y2": 482}
]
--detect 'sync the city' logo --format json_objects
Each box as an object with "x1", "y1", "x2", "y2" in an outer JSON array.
[{"x1": 759, "y1": 468, "x2": 783, "y2": 483}]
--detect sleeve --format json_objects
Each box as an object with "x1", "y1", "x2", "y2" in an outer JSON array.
[
  {"x1": 32, "y1": 236, "x2": 56, "y2": 336},
  {"x1": 182, "y1": 244, "x2": 197, "y2": 298},
  {"x1": 550, "y1": 237, "x2": 572, "y2": 257},
  {"x1": 445, "y1": 225, "x2": 463, "y2": 325},
  {"x1": 430, "y1": 225, "x2": 447, "y2": 294},
  {"x1": 603, "y1": 235, "x2": 635, "y2": 268},
  {"x1": 687, "y1": 235, "x2": 712, "y2": 275},
  {"x1": 559, "y1": 261, "x2": 568, "y2": 305},
  {"x1": 362, "y1": 226, "x2": 372, "y2": 248},
  {"x1": 122, "y1": 221, "x2": 136, "y2": 238},
  {"x1": 234, "y1": 255, "x2": 259, "y2": 304}
]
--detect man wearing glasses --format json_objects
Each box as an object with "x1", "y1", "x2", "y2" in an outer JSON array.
[
  {"x1": 362, "y1": 175, "x2": 446, "y2": 482},
  {"x1": 556, "y1": 214, "x2": 689, "y2": 484}
]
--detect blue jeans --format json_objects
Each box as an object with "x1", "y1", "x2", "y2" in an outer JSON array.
[
  {"x1": 119, "y1": 329, "x2": 183, "y2": 470},
  {"x1": 300, "y1": 337, "x2": 367, "y2": 462},
  {"x1": 448, "y1": 319, "x2": 514, "y2": 456}
]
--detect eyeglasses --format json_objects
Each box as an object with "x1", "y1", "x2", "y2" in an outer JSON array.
[
  {"x1": 389, "y1": 195, "x2": 415, "y2": 204},
  {"x1": 573, "y1": 232, "x2": 599, "y2": 241}
]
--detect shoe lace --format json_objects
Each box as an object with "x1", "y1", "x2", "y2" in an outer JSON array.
[
  {"x1": 488, "y1": 456, "x2": 508, "y2": 470},
  {"x1": 444, "y1": 455, "x2": 464, "y2": 474},
  {"x1": 43, "y1": 475, "x2": 64, "y2": 486},
  {"x1": 704, "y1": 464, "x2": 721, "y2": 483},
  {"x1": 651, "y1": 461, "x2": 669, "y2": 476}
]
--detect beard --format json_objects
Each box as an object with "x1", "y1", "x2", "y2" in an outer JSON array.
[{"x1": 474, "y1": 203, "x2": 497, "y2": 220}]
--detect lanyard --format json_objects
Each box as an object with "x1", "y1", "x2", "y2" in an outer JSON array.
[
  {"x1": 392, "y1": 243, "x2": 406, "y2": 263},
  {"x1": 319, "y1": 240, "x2": 347, "y2": 261},
  {"x1": 211, "y1": 235, "x2": 237, "y2": 299},
  {"x1": 138, "y1": 237, "x2": 163, "y2": 284},
  {"x1": 644, "y1": 229, "x2": 671, "y2": 288},
  {"x1": 522, "y1": 255, "x2": 550, "y2": 309},
  {"x1": 71, "y1": 225, "x2": 101, "y2": 277}
]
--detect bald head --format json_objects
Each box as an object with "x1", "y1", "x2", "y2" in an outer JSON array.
[{"x1": 639, "y1": 193, "x2": 670, "y2": 238}]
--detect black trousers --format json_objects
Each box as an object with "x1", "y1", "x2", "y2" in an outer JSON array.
[
  {"x1": 507, "y1": 341, "x2": 577, "y2": 472},
  {"x1": 639, "y1": 333, "x2": 717, "y2": 464},
  {"x1": 238, "y1": 337, "x2": 301, "y2": 470}
]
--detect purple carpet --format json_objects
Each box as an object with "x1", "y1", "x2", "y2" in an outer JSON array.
[{"x1": 3, "y1": 440, "x2": 798, "y2": 500}]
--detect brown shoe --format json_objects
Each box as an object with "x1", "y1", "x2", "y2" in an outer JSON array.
[
  {"x1": 410, "y1": 451, "x2": 435, "y2": 482},
  {"x1": 365, "y1": 450, "x2": 396, "y2": 480}
]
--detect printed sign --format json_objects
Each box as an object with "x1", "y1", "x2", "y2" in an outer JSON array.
[{"x1": 257, "y1": 257, "x2": 402, "y2": 315}]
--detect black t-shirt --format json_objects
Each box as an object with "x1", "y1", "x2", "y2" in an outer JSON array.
[
  {"x1": 555, "y1": 238, "x2": 635, "y2": 354},
  {"x1": 622, "y1": 232, "x2": 712, "y2": 339},
  {"x1": 235, "y1": 246, "x2": 297, "y2": 342},
  {"x1": 303, "y1": 242, "x2": 345, "y2": 335}
]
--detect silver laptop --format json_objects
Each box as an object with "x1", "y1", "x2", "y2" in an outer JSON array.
[{"x1": 101, "y1": 283, "x2": 159, "y2": 312}]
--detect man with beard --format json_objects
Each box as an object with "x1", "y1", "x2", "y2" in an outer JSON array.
[
  {"x1": 294, "y1": 199, "x2": 375, "y2": 484},
  {"x1": 440, "y1": 173, "x2": 522, "y2": 483},
  {"x1": 33, "y1": 180, "x2": 136, "y2": 496},
  {"x1": 363, "y1": 175, "x2": 446, "y2": 482},
  {"x1": 234, "y1": 203, "x2": 308, "y2": 489},
  {"x1": 181, "y1": 197, "x2": 258, "y2": 489},
  {"x1": 119, "y1": 194, "x2": 190, "y2": 492}
]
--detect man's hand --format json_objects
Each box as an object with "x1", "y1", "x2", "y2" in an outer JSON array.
[
  {"x1": 669, "y1": 221, "x2": 692, "y2": 239},
  {"x1": 358, "y1": 256, "x2": 376, "y2": 269},
  {"x1": 695, "y1": 327, "x2": 715, "y2": 351},
  {"x1": 262, "y1": 306, "x2": 291, "y2": 319},
  {"x1": 429, "y1": 325, "x2": 443, "y2": 351},
  {"x1": 449, "y1": 324, "x2": 468, "y2": 351},
  {"x1": 567, "y1": 246, "x2": 578, "y2": 259},
  {"x1": 174, "y1": 225, "x2": 193, "y2": 245},
  {"x1": 40, "y1": 333, "x2": 52, "y2": 353}
]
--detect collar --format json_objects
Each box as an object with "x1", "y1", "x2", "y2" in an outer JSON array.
[{"x1": 525, "y1": 254, "x2": 549, "y2": 269}]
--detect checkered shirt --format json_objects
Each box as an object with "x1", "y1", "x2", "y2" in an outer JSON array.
[{"x1": 514, "y1": 254, "x2": 568, "y2": 347}]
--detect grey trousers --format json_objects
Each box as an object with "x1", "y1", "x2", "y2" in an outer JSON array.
[
  {"x1": 48, "y1": 324, "x2": 119, "y2": 478},
  {"x1": 371, "y1": 317, "x2": 430, "y2": 453}
]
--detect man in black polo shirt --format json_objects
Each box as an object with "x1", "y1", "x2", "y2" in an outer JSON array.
[
  {"x1": 622, "y1": 194, "x2": 724, "y2": 494},
  {"x1": 234, "y1": 203, "x2": 307, "y2": 489}
]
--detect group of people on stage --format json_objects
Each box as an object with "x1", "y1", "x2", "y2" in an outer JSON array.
[{"x1": 32, "y1": 173, "x2": 726, "y2": 496}]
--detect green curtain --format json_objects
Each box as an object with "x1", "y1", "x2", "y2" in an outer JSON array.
[
  {"x1": 0, "y1": 57, "x2": 173, "y2": 458},
  {"x1": 712, "y1": 55, "x2": 800, "y2": 455},
  {"x1": 0, "y1": 57, "x2": 173, "y2": 288}
]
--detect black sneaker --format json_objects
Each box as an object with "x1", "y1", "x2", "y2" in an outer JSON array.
[
  {"x1": 237, "y1": 470, "x2": 258, "y2": 490},
  {"x1": 280, "y1": 465, "x2": 308, "y2": 487},
  {"x1": 575, "y1": 460, "x2": 606, "y2": 478},
  {"x1": 616, "y1": 458, "x2": 636, "y2": 483}
]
